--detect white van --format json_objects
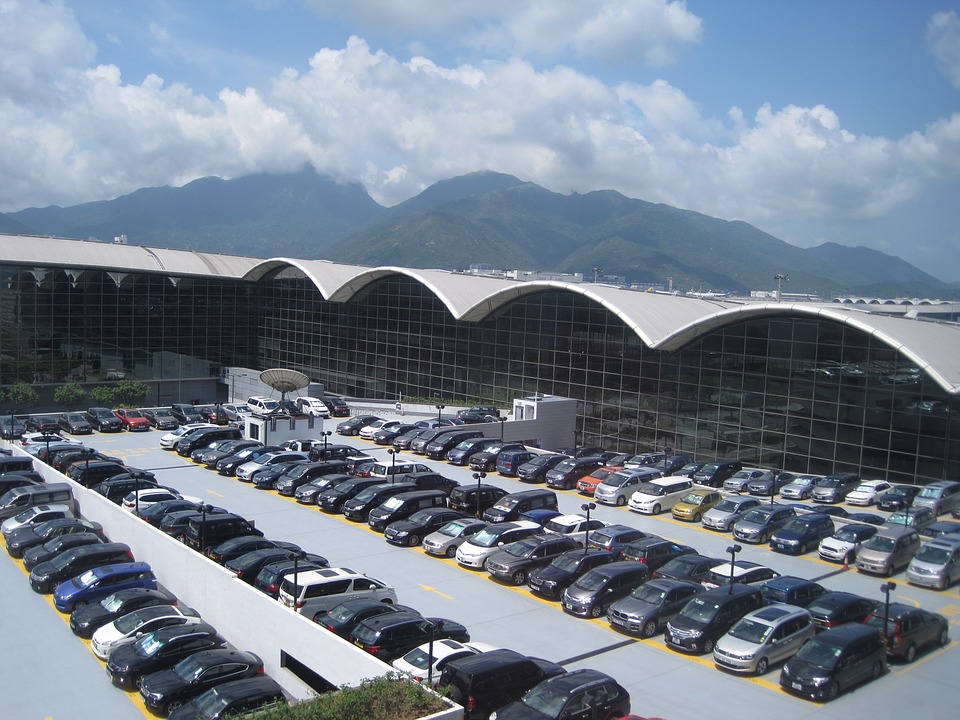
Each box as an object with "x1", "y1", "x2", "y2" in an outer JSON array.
[
  {"x1": 627, "y1": 476, "x2": 693, "y2": 515},
  {"x1": 246, "y1": 396, "x2": 281, "y2": 415},
  {"x1": 278, "y1": 567, "x2": 397, "y2": 616},
  {"x1": 295, "y1": 396, "x2": 331, "y2": 418}
]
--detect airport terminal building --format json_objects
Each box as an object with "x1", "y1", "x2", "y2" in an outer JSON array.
[{"x1": 2, "y1": 235, "x2": 958, "y2": 485}]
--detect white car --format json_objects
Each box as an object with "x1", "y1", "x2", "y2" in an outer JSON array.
[
  {"x1": 818, "y1": 524, "x2": 880, "y2": 563},
  {"x1": 542, "y1": 514, "x2": 608, "y2": 547},
  {"x1": 845, "y1": 480, "x2": 892, "y2": 506},
  {"x1": 1, "y1": 503, "x2": 74, "y2": 536},
  {"x1": 358, "y1": 419, "x2": 402, "y2": 440},
  {"x1": 91, "y1": 605, "x2": 202, "y2": 659},
  {"x1": 235, "y1": 451, "x2": 309, "y2": 480},
  {"x1": 159, "y1": 423, "x2": 216, "y2": 449},
  {"x1": 391, "y1": 639, "x2": 498, "y2": 683},
  {"x1": 455, "y1": 521, "x2": 541, "y2": 569},
  {"x1": 295, "y1": 396, "x2": 330, "y2": 418},
  {"x1": 122, "y1": 487, "x2": 193, "y2": 513},
  {"x1": 700, "y1": 561, "x2": 780, "y2": 590}
]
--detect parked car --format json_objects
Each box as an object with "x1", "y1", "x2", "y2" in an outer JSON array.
[
  {"x1": 701, "y1": 495, "x2": 762, "y2": 531},
  {"x1": 321, "y1": 395, "x2": 350, "y2": 417},
  {"x1": 469, "y1": 442, "x2": 528, "y2": 473},
  {"x1": 845, "y1": 480, "x2": 893, "y2": 506},
  {"x1": 142, "y1": 408, "x2": 180, "y2": 430},
  {"x1": 170, "y1": 404, "x2": 204, "y2": 425},
  {"x1": 722, "y1": 468, "x2": 766, "y2": 493},
  {"x1": 544, "y1": 456, "x2": 606, "y2": 490},
  {"x1": 384, "y1": 508, "x2": 466, "y2": 547},
  {"x1": 746, "y1": 470, "x2": 797, "y2": 497},
  {"x1": 672, "y1": 489, "x2": 723, "y2": 523},
  {"x1": 138, "y1": 648, "x2": 265, "y2": 716},
  {"x1": 818, "y1": 523, "x2": 879, "y2": 564},
  {"x1": 760, "y1": 576, "x2": 827, "y2": 608},
  {"x1": 225, "y1": 547, "x2": 327, "y2": 584},
  {"x1": 607, "y1": 577, "x2": 703, "y2": 638},
  {"x1": 313, "y1": 597, "x2": 419, "y2": 638},
  {"x1": 293, "y1": 473, "x2": 352, "y2": 505},
  {"x1": 70, "y1": 587, "x2": 178, "y2": 638},
  {"x1": 336, "y1": 415, "x2": 382, "y2": 436},
  {"x1": 5, "y1": 517, "x2": 103, "y2": 558},
  {"x1": 106, "y1": 622, "x2": 227, "y2": 690},
  {"x1": 92, "y1": 604, "x2": 202, "y2": 659},
  {"x1": 485, "y1": 534, "x2": 580, "y2": 585},
  {"x1": 906, "y1": 536, "x2": 960, "y2": 589},
  {"x1": 692, "y1": 460, "x2": 743, "y2": 488},
  {"x1": 619, "y1": 537, "x2": 694, "y2": 572},
  {"x1": 911, "y1": 479, "x2": 960, "y2": 516},
  {"x1": 885, "y1": 506, "x2": 936, "y2": 534},
  {"x1": 516, "y1": 453, "x2": 568, "y2": 483},
  {"x1": 491, "y1": 669, "x2": 630, "y2": 720},
  {"x1": 392, "y1": 639, "x2": 498, "y2": 684},
  {"x1": 877, "y1": 484, "x2": 922, "y2": 511},
  {"x1": 593, "y1": 468, "x2": 663, "y2": 507},
  {"x1": 732, "y1": 505, "x2": 797, "y2": 544},
  {"x1": 700, "y1": 561, "x2": 780, "y2": 590},
  {"x1": 855, "y1": 526, "x2": 922, "y2": 576},
  {"x1": 811, "y1": 472, "x2": 860, "y2": 504},
  {"x1": 21, "y1": 532, "x2": 105, "y2": 571},
  {"x1": 114, "y1": 408, "x2": 151, "y2": 431},
  {"x1": 864, "y1": 603, "x2": 950, "y2": 662},
  {"x1": 779, "y1": 474, "x2": 823, "y2": 501},
  {"x1": 278, "y1": 567, "x2": 397, "y2": 616},
  {"x1": 58, "y1": 412, "x2": 93, "y2": 435},
  {"x1": 253, "y1": 558, "x2": 326, "y2": 599},
  {"x1": 806, "y1": 591, "x2": 877, "y2": 630},
  {"x1": 769, "y1": 514, "x2": 835, "y2": 555},
  {"x1": 527, "y1": 548, "x2": 617, "y2": 600},
  {"x1": 0, "y1": 416, "x2": 26, "y2": 439},
  {"x1": 350, "y1": 612, "x2": 470, "y2": 662},
  {"x1": 561, "y1": 560, "x2": 650, "y2": 618},
  {"x1": 205, "y1": 535, "x2": 279, "y2": 565},
  {"x1": 447, "y1": 483, "x2": 509, "y2": 517},
  {"x1": 714, "y1": 604, "x2": 815, "y2": 675},
  {"x1": 664, "y1": 584, "x2": 765, "y2": 654},
  {"x1": 780, "y1": 623, "x2": 886, "y2": 701},
  {"x1": 423, "y1": 518, "x2": 490, "y2": 558},
  {"x1": 627, "y1": 476, "x2": 693, "y2": 515},
  {"x1": 455, "y1": 521, "x2": 542, "y2": 569},
  {"x1": 53, "y1": 561, "x2": 157, "y2": 613},
  {"x1": 166, "y1": 676, "x2": 285, "y2": 720},
  {"x1": 2, "y1": 503, "x2": 75, "y2": 537}
]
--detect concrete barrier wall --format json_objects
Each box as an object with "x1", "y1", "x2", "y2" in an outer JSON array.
[{"x1": 18, "y1": 446, "x2": 461, "y2": 717}]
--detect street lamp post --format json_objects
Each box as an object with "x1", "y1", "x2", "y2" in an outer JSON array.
[
  {"x1": 880, "y1": 581, "x2": 896, "y2": 645},
  {"x1": 726, "y1": 544, "x2": 742, "y2": 594},
  {"x1": 388, "y1": 448, "x2": 397, "y2": 483},
  {"x1": 426, "y1": 619, "x2": 438, "y2": 687},
  {"x1": 130, "y1": 470, "x2": 150, "y2": 517},
  {"x1": 774, "y1": 273, "x2": 788, "y2": 303},
  {"x1": 572, "y1": 429, "x2": 581, "y2": 455},
  {"x1": 499, "y1": 415, "x2": 506, "y2": 441},
  {"x1": 320, "y1": 430, "x2": 331, "y2": 455},
  {"x1": 435, "y1": 404, "x2": 445, "y2": 424},
  {"x1": 581, "y1": 502, "x2": 596, "y2": 554},
  {"x1": 196, "y1": 502, "x2": 212, "y2": 555},
  {"x1": 770, "y1": 469, "x2": 779, "y2": 506},
  {"x1": 473, "y1": 471, "x2": 486, "y2": 519},
  {"x1": 291, "y1": 549, "x2": 307, "y2": 614}
]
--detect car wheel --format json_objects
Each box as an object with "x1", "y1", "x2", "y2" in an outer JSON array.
[
  {"x1": 177, "y1": 534, "x2": 187, "y2": 543},
  {"x1": 871, "y1": 660, "x2": 884, "y2": 679},
  {"x1": 135, "y1": 675, "x2": 145, "y2": 689},
  {"x1": 641, "y1": 620, "x2": 658, "y2": 638},
  {"x1": 938, "y1": 627, "x2": 949, "y2": 646},
  {"x1": 512, "y1": 570, "x2": 527, "y2": 585},
  {"x1": 407, "y1": 535, "x2": 420, "y2": 547},
  {"x1": 759, "y1": 532, "x2": 769, "y2": 544},
  {"x1": 754, "y1": 657, "x2": 768, "y2": 675},
  {"x1": 883, "y1": 564, "x2": 892, "y2": 576},
  {"x1": 589, "y1": 604, "x2": 603, "y2": 619},
  {"x1": 652, "y1": 504, "x2": 661, "y2": 515},
  {"x1": 799, "y1": 543, "x2": 807, "y2": 555},
  {"x1": 904, "y1": 643, "x2": 917, "y2": 663},
  {"x1": 73, "y1": 600, "x2": 87, "y2": 610},
  {"x1": 692, "y1": 513, "x2": 701, "y2": 523},
  {"x1": 445, "y1": 545, "x2": 457, "y2": 558},
  {"x1": 166, "y1": 700, "x2": 182, "y2": 713},
  {"x1": 825, "y1": 681, "x2": 839, "y2": 701},
  {"x1": 702, "y1": 638, "x2": 715, "y2": 653},
  {"x1": 615, "y1": 495, "x2": 626, "y2": 507}
]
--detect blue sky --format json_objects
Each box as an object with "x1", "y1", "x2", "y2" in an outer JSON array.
[{"x1": 2, "y1": 0, "x2": 959, "y2": 281}]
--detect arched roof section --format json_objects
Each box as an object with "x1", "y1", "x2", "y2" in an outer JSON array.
[{"x1": 657, "y1": 302, "x2": 960, "y2": 394}]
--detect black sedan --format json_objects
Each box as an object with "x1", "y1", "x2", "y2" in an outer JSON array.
[
  {"x1": 216, "y1": 446, "x2": 280, "y2": 476},
  {"x1": 293, "y1": 474, "x2": 352, "y2": 505},
  {"x1": 206, "y1": 536, "x2": 287, "y2": 565},
  {"x1": 225, "y1": 547, "x2": 327, "y2": 584},
  {"x1": 0, "y1": 417, "x2": 26, "y2": 440},
  {"x1": 139, "y1": 648, "x2": 264, "y2": 716},
  {"x1": 70, "y1": 587, "x2": 178, "y2": 638},
  {"x1": 807, "y1": 591, "x2": 878, "y2": 631},
  {"x1": 25, "y1": 415, "x2": 60, "y2": 433},
  {"x1": 107, "y1": 622, "x2": 227, "y2": 690},
  {"x1": 250, "y1": 461, "x2": 308, "y2": 489},
  {"x1": 877, "y1": 485, "x2": 922, "y2": 512},
  {"x1": 159, "y1": 508, "x2": 229, "y2": 541},
  {"x1": 526, "y1": 548, "x2": 617, "y2": 600},
  {"x1": 142, "y1": 408, "x2": 180, "y2": 430},
  {"x1": 57, "y1": 412, "x2": 94, "y2": 435},
  {"x1": 5, "y1": 517, "x2": 104, "y2": 558},
  {"x1": 313, "y1": 598, "x2": 416, "y2": 638},
  {"x1": 491, "y1": 669, "x2": 630, "y2": 720},
  {"x1": 140, "y1": 499, "x2": 212, "y2": 528},
  {"x1": 384, "y1": 508, "x2": 467, "y2": 547},
  {"x1": 21, "y1": 533, "x2": 105, "y2": 571},
  {"x1": 619, "y1": 538, "x2": 695, "y2": 572}
]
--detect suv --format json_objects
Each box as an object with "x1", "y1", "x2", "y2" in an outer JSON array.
[
  {"x1": 495, "y1": 669, "x2": 630, "y2": 720},
  {"x1": 864, "y1": 603, "x2": 949, "y2": 662},
  {"x1": 278, "y1": 567, "x2": 396, "y2": 616},
  {"x1": 182, "y1": 513, "x2": 262, "y2": 552},
  {"x1": 562, "y1": 561, "x2": 650, "y2": 618},
  {"x1": 811, "y1": 472, "x2": 860, "y2": 503},
  {"x1": 780, "y1": 624, "x2": 886, "y2": 701},
  {"x1": 516, "y1": 453, "x2": 568, "y2": 483},
  {"x1": 482, "y1": 489, "x2": 558, "y2": 523},
  {"x1": 85, "y1": 407, "x2": 122, "y2": 432},
  {"x1": 448, "y1": 484, "x2": 508, "y2": 516},
  {"x1": 693, "y1": 460, "x2": 742, "y2": 488},
  {"x1": 438, "y1": 649, "x2": 565, "y2": 720},
  {"x1": 350, "y1": 612, "x2": 470, "y2": 662}
]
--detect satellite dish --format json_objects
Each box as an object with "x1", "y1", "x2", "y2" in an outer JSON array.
[{"x1": 259, "y1": 368, "x2": 310, "y2": 394}]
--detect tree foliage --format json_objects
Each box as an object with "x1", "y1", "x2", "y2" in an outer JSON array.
[
  {"x1": 5, "y1": 382, "x2": 39, "y2": 411},
  {"x1": 115, "y1": 380, "x2": 151, "y2": 407},
  {"x1": 88, "y1": 385, "x2": 117, "y2": 407},
  {"x1": 54, "y1": 383, "x2": 87, "y2": 409}
]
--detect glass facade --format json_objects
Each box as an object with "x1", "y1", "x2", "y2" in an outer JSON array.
[
  {"x1": 257, "y1": 269, "x2": 959, "y2": 485},
  {"x1": 1, "y1": 259, "x2": 956, "y2": 485}
]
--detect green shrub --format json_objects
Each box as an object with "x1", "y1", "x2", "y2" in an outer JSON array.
[{"x1": 54, "y1": 383, "x2": 87, "y2": 409}]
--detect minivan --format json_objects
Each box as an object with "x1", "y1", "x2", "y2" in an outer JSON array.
[
  {"x1": 0, "y1": 456, "x2": 36, "y2": 475},
  {"x1": 53, "y1": 561, "x2": 156, "y2": 613},
  {"x1": 693, "y1": 460, "x2": 743, "y2": 488},
  {"x1": 664, "y1": 584, "x2": 765, "y2": 654},
  {"x1": 627, "y1": 476, "x2": 693, "y2": 515},
  {"x1": 911, "y1": 480, "x2": 960, "y2": 516},
  {"x1": 544, "y1": 456, "x2": 605, "y2": 490},
  {"x1": 354, "y1": 461, "x2": 429, "y2": 481},
  {"x1": 482, "y1": 489, "x2": 559, "y2": 523},
  {"x1": 183, "y1": 513, "x2": 262, "y2": 552},
  {"x1": 66, "y1": 460, "x2": 131, "y2": 488},
  {"x1": 438, "y1": 649, "x2": 565, "y2": 720},
  {"x1": 424, "y1": 430, "x2": 485, "y2": 460},
  {"x1": 342, "y1": 482, "x2": 418, "y2": 522},
  {"x1": 769, "y1": 514, "x2": 835, "y2": 555},
  {"x1": 495, "y1": 449, "x2": 538, "y2": 476},
  {"x1": 278, "y1": 567, "x2": 397, "y2": 616},
  {"x1": 562, "y1": 560, "x2": 650, "y2": 618},
  {"x1": 367, "y1": 490, "x2": 448, "y2": 531},
  {"x1": 176, "y1": 427, "x2": 243, "y2": 456},
  {"x1": 446, "y1": 437, "x2": 501, "y2": 466},
  {"x1": 714, "y1": 604, "x2": 815, "y2": 675},
  {"x1": 780, "y1": 623, "x2": 886, "y2": 701},
  {"x1": 593, "y1": 467, "x2": 662, "y2": 507},
  {"x1": 855, "y1": 526, "x2": 921, "y2": 576},
  {"x1": 811, "y1": 472, "x2": 860, "y2": 504},
  {"x1": 0, "y1": 483, "x2": 75, "y2": 521},
  {"x1": 906, "y1": 536, "x2": 960, "y2": 589},
  {"x1": 447, "y1": 484, "x2": 508, "y2": 516}
]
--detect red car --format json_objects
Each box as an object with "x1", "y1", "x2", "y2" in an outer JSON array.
[{"x1": 114, "y1": 408, "x2": 151, "y2": 431}]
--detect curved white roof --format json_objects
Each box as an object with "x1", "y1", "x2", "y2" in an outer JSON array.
[{"x1": 3, "y1": 234, "x2": 958, "y2": 394}]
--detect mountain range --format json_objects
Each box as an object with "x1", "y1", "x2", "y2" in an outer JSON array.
[{"x1": 4, "y1": 166, "x2": 954, "y2": 298}]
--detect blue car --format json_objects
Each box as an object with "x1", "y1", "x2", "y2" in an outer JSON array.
[{"x1": 53, "y1": 562, "x2": 156, "y2": 613}]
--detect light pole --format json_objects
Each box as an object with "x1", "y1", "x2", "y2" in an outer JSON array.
[
  {"x1": 769, "y1": 469, "x2": 779, "y2": 506},
  {"x1": 196, "y1": 502, "x2": 212, "y2": 555},
  {"x1": 320, "y1": 430, "x2": 331, "y2": 455},
  {"x1": 435, "y1": 404, "x2": 445, "y2": 424},
  {"x1": 726, "y1": 544, "x2": 742, "y2": 594},
  {"x1": 572, "y1": 429, "x2": 581, "y2": 455},
  {"x1": 130, "y1": 470, "x2": 150, "y2": 517},
  {"x1": 388, "y1": 448, "x2": 397, "y2": 483},
  {"x1": 880, "y1": 581, "x2": 896, "y2": 644},
  {"x1": 581, "y1": 502, "x2": 596, "y2": 554},
  {"x1": 774, "y1": 273, "x2": 788, "y2": 303},
  {"x1": 593, "y1": 267, "x2": 603, "y2": 283},
  {"x1": 291, "y1": 549, "x2": 307, "y2": 614},
  {"x1": 426, "y1": 619, "x2": 438, "y2": 687},
  {"x1": 473, "y1": 471, "x2": 486, "y2": 519},
  {"x1": 498, "y1": 415, "x2": 506, "y2": 441}
]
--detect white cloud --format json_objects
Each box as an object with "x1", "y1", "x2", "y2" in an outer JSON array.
[{"x1": 927, "y1": 10, "x2": 960, "y2": 88}]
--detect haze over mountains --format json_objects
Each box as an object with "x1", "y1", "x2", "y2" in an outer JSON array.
[{"x1": 4, "y1": 166, "x2": 954, "y2": 298}]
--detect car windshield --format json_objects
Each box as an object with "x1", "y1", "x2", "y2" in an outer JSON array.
[
  {"x1": 124, "y1": 410, "x2": 143, "y2": 418},
  {"x1": 549, "y1": 553, "x2": 584, "y2": 572},
  {"x1": 399, "y1": 647, "x2": 433, "y2": 670},
  {"x1": 680, "y1": 492, "x2": 704, "y2": 505},
  {"x1": 380, "y1": 496, "x2": 405, "y2": 511},
  {"x1": 75, "y1": 569, "x2": 99, "y2": 588},
  {"x1": 638, "y1": 482, "x2": 664, "y2": 496},
  {"x1": 835, "y1": 527, "x2": 867, "y2": 543},
  {"x1": 68, "y1": 414, "x2": 86, "y2": 422},
  {"x1": 519, "y1": 684, "x2": 569, "y2": 718},
  {"x1": 741, "y1": 509, "x2": 770, "y2": 524},
  {"x1": 853, "y1": 485, "x2": 875, "y2": 494},
  {"x1": 712, "y1": 499, "x2": 738, "y2": 513},
  {"x1": 818, "y1": 478, "x2": 842, "y2": 488},
  {"x1": 173, "y1": 654, "x2": 207, "y2": 682},
  {"x1": 887, "y1": 512, "x2": 913, "y2": 525},
  {"x1": 572, "y1": 572, "x2": 608, "y2": 591},
  {"x1": 353, "y1": 486, "x2": 384, "y2": 503},
  {"x1": 917, "y1": 486, "x2": 940, "y2": 498},
  {"x1": 794, "y1": 638, "x2": 842, "y2": 669},
  {"x1": 134, "y1": 632, "x2": 164, "y2": 656},
  {"x1": 503, "y1": 538, "x2": 540, "y2": 558},
  {"x1": 864, "y1": 535, "x2": 897, "y2": 552},
  {"x1": 782, "y1": 517, "x2": 812, "y2": 532},
  {"x1": 115, "y1": 609, "x2": 154, "y2": 634},
  {"x1": 700, "y1": 464, "x2": 721, "y2": 474},
  {"x1": 328, "y1": 604, "x2": 362, "y2": 623},
  {"x1": 528, "y1": 455, "x2": 559, "y2": 467},
  {"x1": 50, "y1": 550, "x2": 79, "y2": 570},
  {"x1": 915, "y1": 545, "x2": 952, "y2": 563},
  {"x1": 101, "y1": 593, "x2": 126, "y2": 612},
  {"x1": 630, "y1": 584, "x2": 668, "y2": 603},
  {"x1": 728, "y1": 618, "x2": 773, "y2": 644},
  {"x1": 438, "y1": 521, "x2": 469, "y2": 537},
  {"x1": 678, "y1": 597, "x2": 719, "y2": 622},
  {"x1": 470, "y1": 528, "x2": 505, "y2": 548},
  {"x1": 553, "y1": 460, "x2": 577, "y2": 473},
  {"x1": 194, "y1": 687, "x2": 231, "y2": 717},
  {"x1": 492, "y1": 497, "x2": 519, "y2": 511}
]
